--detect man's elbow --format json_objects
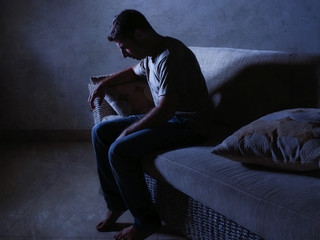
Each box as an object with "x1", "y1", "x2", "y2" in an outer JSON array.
[
  {"x1": 156, "y1": 95, "x2": 177, "y2": 121},
  {"x1": 157, "y1": 105, "x2": 176, "y2": 122}
]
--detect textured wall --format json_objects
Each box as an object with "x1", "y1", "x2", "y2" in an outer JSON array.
[{"x1": 1, "y1": 0, "x2": 319, "y2": 130}]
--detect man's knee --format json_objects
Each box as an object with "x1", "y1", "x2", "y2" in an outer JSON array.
[
  {"x1": 108, "y1": 140, "x2": 122, "y2": 166},
  {"x1": 108, "y1": 139, "x2": 134, "y2": 169},
  {"x1": 91, "y1": 122, "x2": 107, "y2": 143},
  {"x1": 91, "y1": 120, "x2": 116, "y2": 144},
  {"x1": 91, "y1": 123, "x2": 100, "y2": 140}
]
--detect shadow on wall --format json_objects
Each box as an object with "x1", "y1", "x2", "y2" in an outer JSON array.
[{"x1": 210, "y1": 61, "x2": 320, "y2": 130}]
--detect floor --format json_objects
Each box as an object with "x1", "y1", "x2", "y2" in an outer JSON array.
[{"x1": 0, "y1": 141, "x2": 187, "y2": 240}]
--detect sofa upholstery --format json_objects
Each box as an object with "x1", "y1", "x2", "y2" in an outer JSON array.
[
  {"x1": 193, "y1": 47, "x2": 320, "y2": 130},
  {"x1": 89, "y1": 47, "x2": 320, "y2": 240},
  {"x1": 144, "y1": 147, "x2": 320, "y2": 240}
]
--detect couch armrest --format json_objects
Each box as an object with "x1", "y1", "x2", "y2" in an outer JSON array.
[
  {"x1": 88, "y1": 76, "x2": 117, "y2": 125},
  {"x1": 88, "y1": 74, "x2": 154, "y2": 125}
]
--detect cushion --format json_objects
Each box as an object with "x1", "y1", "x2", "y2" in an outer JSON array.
[
  {"x1": 91, "y1": 75, "x2": 154, "y2": 116},
  {"x1": 142, "y1": 146, "x2": 320, "y2": 240},
  {"x1": 212, "y1": 108, "x2": 320, "y2": 171},
  {"x1": 190, "y1": 47, "x2": 320, "y2": 129}
]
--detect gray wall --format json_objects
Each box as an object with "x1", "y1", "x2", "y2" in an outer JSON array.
[{"x1": 1, "y1": 0, "x2": 320, "y2": 131}]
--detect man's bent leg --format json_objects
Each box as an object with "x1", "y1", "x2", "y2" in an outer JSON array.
[
  {"x1": 108, "y1": 117, "x2": 204, "y2": 235},
  {"x1": 91, "y1": 115, "x2": 144, "y2": 231}
]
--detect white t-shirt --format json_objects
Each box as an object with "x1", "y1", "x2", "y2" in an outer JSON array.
[{"x1": 133, "y1": 37, "x2": 210, "y2": 127}]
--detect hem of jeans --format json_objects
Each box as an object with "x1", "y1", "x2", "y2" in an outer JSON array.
[{"x1": 106, "y1": 203, "x2": 128, "y2": 212}]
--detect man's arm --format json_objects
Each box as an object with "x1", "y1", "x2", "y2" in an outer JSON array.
[
  {"x1": 117, "y1": 94, "x2": 177, "y2": 140},
  {"x1": 88, "y1": 66, "x2": 140, "y2": 109}
]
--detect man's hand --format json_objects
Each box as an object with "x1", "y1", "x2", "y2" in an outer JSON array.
[
  {"x1": 116, "y1": 128, "x2": 132, "y2": 141},
  {"x1": 88, "y1": 81, "x2": 108, "y2": 110},
  {"x1": 88, "y1": 67, "x2": 140, "y2": 110},
  {"x1": 116, "y1": 95, "x2": 177, "y2": 140}
]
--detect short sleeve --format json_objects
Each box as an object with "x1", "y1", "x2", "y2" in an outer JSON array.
[
  {"x1": 133, "y1": 60, "x2": 147, "y2": 77},
  {"x1": 157, "y1": 56, "x2": 183, "y2": 97}
]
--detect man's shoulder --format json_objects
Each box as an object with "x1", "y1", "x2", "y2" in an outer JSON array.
[
  {"x1": 149, "y1": 37, "x2": 195, "y2": 70},
  {"x1": 155, "y1": 37, "x2": 192, "y2": 62},
  {"x1": 165, "y1": 37, "x2": 186, "y2": 48},
  {"x1": 165, "y1": 37, "x2": 190, "y2": 55}
]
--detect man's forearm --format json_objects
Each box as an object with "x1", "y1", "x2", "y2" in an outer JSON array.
[
  {"x1": 118, "y1": 95, "x2": 176, "y2": 139},
  {"x1": 127, "y1": 107, "x2": 172, "y2": 132},
  {"x1": 100, "y1": 67, "x2": 139, "y2": 89},
  {"x1": 89, "y1": 66, "x2": 140, "y2": 109}
]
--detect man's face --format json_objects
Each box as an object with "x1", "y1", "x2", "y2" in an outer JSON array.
[{"x1": 115, "y1": 38, "x2": 147, "y2": 60}]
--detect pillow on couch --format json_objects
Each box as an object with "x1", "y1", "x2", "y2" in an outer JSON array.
[
  {"x1": 212, "y1": 108, "x2": 320, "y2": 171},
  {"x1": 91, "y1": 75, "x2": 154, "y2": 116}
]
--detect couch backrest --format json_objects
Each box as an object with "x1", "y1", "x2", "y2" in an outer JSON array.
[{"x1": 190, "y1": 47, "x2": 320, "y2": 129}]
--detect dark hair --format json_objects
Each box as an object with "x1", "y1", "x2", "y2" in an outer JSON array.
[{"x1": 108, "y1": 9, "x2": 154, "y2": 41}]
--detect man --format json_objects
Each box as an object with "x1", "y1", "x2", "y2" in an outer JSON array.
[{"x1": 88, "y1": 9, "x2": 210, "y2": 240}]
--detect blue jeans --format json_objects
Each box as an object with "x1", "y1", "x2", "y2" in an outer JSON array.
[{"x1": 91, "y1": 114, "x2": 204, "y2": 233}]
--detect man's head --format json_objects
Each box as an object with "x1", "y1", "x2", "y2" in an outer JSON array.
[
  {"x1": 108, "y1": 9, "x2": 155, "y2": 42},
  {"x1": 108, "y1": 10, "x2": 159, "y2": 60}
]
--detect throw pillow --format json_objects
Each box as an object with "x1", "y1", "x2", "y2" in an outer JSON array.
[
  {"x1": 212, "y1": 108, "x2": 320, "y2": 171},
  {"x1": 91, "y1": 75, "x2": 154, "y2": 116}
]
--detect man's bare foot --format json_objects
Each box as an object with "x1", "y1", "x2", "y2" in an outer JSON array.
[
  {"x1": 114, "y1": 225, "x2": 154, "y2": 240},
  {"x1": 96, "y1": 210, "x2": 126, "y2": 232}
]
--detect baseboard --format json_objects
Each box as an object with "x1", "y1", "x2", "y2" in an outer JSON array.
[{"x1": 0, "y1": 129, "x2": 91, "y2": 142}]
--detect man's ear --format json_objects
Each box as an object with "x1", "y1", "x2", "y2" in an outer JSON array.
[{"x1": 133, "y1": 29, "x2": 145, "y2": 41}]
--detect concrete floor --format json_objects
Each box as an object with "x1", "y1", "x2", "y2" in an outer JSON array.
[{"x1": 0, "y1": 141, "x2": 187, "y2": 240}]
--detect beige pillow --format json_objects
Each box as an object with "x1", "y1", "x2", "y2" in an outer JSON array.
[{"x1": 212, "y1": 108, "x2": 320, "y2": 171}]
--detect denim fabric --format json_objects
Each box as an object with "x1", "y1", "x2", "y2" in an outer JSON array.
[{"x1": 91, "y1": 114, "x2": 204, "y2": 232}]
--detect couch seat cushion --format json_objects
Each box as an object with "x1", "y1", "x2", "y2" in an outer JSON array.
[{"x1": 143, "y1": 146, "x2": 320, "y2": 240}]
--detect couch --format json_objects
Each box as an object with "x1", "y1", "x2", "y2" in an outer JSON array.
[{"x1": 89, "y1": 47, "x2": 320, "y2": 240}]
